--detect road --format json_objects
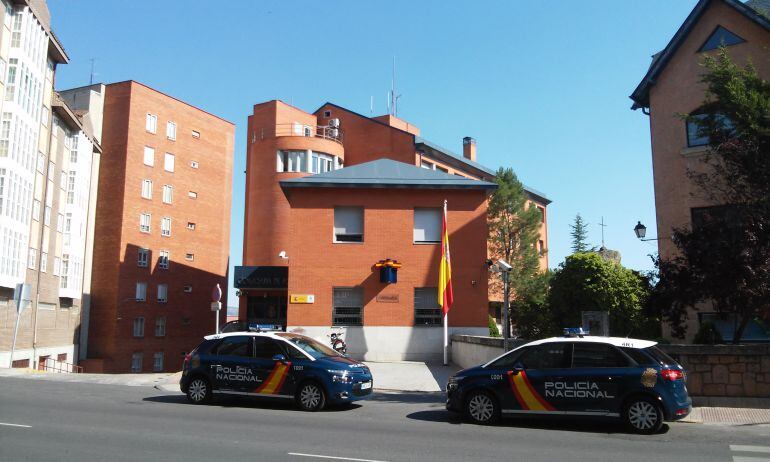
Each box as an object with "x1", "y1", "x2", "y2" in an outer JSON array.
[{"x1": 0, "y1": 377, "x2": 768, "y2": 462}]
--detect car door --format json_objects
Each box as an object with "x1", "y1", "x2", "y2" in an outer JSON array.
[
  {"x1": 251, "y1": 337, "x2": 294, "y2": 397},
  {"x1": 210, "y1": 335, "x2": 256, "y2": 392},
  {"x1": 506, "y1": 342, "x2": 572, "y2": 414},
  {"x1": 483, "y1": 347, "x2": 528, "y2": 411},
  {"x1": 569, "y1": 342, "x2": 631, "y2": 415}
]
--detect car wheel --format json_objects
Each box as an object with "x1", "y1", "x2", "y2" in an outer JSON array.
[
  {"x1": 465, "y1": 390, "x2": 499, "y2": 425},
  {"x1": 296, "y1": 381, "x2": 326, "y2": 412},
  {"x1": 624, "y1": 397, "x2": 664, "y2": 434},
  {"x1": 186, "y1": 377, "x2": 212, "y2": 404}
]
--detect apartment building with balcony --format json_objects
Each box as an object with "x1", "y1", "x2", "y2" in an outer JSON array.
[
  {"x1": 82, "y1": 81, "x2": 234, "y2": 373},
  {"x1": 236, "y1": 100, "x2": 549, "y2": 361}
]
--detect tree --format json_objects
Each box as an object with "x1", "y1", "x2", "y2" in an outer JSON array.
[
  {"x1": 652, "y1": 49, "x2": 770, "y2": 343},
  {"x1": 487, "y1": 167, "x2": 543, "y2": 336},
  {"x1": 549, "y1": 253, "x2": 657, "y2": 338},
  {"x1": 569, "y1": 214, "x2": 590, "y2": 253},
  {"x1": 511, "y1": 270, "x2": 558, "y2": 339}
]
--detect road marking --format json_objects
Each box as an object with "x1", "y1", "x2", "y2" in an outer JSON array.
[
  {"x1": 732, "y1": 447, "x2": 770, "y2": 454},
  {"x1": 288, "y1": 453, "x2": 390, "y2": 462},
  {"x1": 732, "y1": 457, "x2": 770, "y2": 462},
  {"x1": 0, "y1": 422, "x2": 31, "y2": 428}
]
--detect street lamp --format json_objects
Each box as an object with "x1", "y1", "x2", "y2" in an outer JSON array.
[
  {"x1": 488, "y1": 259, "x2": 513, "y2": 352},
  {"x1": 634, "y1": 221, "x2": 659, "y2": 241}
]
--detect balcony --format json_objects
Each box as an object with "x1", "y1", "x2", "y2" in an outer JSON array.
[{"x1": 257, "y1": 123, "x2": 344, "y2": 144}]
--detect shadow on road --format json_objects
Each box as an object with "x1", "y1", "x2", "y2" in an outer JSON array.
[
  {"x1": 367, "y1": 391, "x2": 445, "y2": 405},
  {"x1": 143, "y1": 394, "x2": 361, "y2": 413}
]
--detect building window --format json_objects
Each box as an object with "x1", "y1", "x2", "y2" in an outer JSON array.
[
  {"x1": 131, "y1": 353, "x2": 142, "y2": 373},
  {"x1": 146, "y1": 113, "x2": 157, "y2": 133},
  {"x1": 164, "y1": 153, "x2": 175, "y2": 172},
  {"x1": 40, "y1": 252, "x2": 47, "y2": 273},
  {"x1": 183, "y1": 285, "x2": 193, "y2": 293},
  {"x1": 141, "y1": 179, "x2": 153, "y2": 199},
  {"x1": 310, "y1": 152, "x2": 334, "y2": 174},
  {"x1": 133, "y1": 317, "x2": 145, "y2": 337},
  {"x1": 686, "y1": 113, "x2": 734, "y2": 148},
  {"x1": 186, "y1": 222, "x2": 196, "y2": 230},
  {"x1": 59, "y1": 170, "x2": 67, "y2": 190},
  {"x1": 159, "y1": 250, "x2": 169, "y2": 269},
  {"x1": 413, "y1": 208, "x2": 442, "y2": 244},
  {"x1": 143, "y1": 146, "x2": 155, "y2": 166},
  {"x1": 537, "y1": 206, "x2": 545, "y2": 223},
  {"x1": 136, "y1": 282, "x2": 147, "y2": 302},
  {"x1": 191, "y1": 130, "x2": 200, "y2": 139},
  {"x1": 436, "y1": 166, "x2": 449, "y2": 173},
  {"x1": 153, "y1": 352, "x2": 164, "y2": 371},
  {"x1": 414, "y1": 288, "x2": 441, "y2": 326},
  {"x1": 421, "y1": 160, "x2": 434, "y2": 170},
  {"x1": 137, "y1": 248, "x2": 149, "y2": 267},
  {"x1": 37, "y1": 152, "x2": 45, "y2": 173},
  {"x1": 538, "y1": 240, "x2": 545, "y2": 256},
  {"x1": 185, "y1": 253, "x2": 194, "y2": 261},
  {"x1": 27, "y1": 248, "x2": 37, "y2": 270},
  {"x1": 276, "y1": 150, "x2": 306, "y2": 172},
  {"x1": 66, "y1": 171, "x2": 76, "y2": 204},
  {"x1": 333, "y1": 207, "x2": 364, "y2": 243},
  {"x1": 323, "y1": 110, "x2": 331, "y2": 117},
  {"x1": 166, "y1": 121, "x2": 176, "y2": 140},
  {"x1": 332, "y1": 287, "x2": 363, "y2": 326},
  {"x1": 60, "y1": 255, "x2": 70, "y2": 289},
  {"x1": 190, "y1": 160, "x2": 199, "y2": 169},
  {"x1": 57, "y1": 213, "x2": 64, "y2": 233},
  {"x1": 162, "y1": 184, "x2": 172, "y2": 204},
  {"x1": 54, "y1": 257, "x2": 61, "y2": 276},
  {"x1": 699, "y1": 26, "x2": 745, "y2": 53},
  {"x1": 157, "y1": 284, "x2": 168, "y2": 303},
  {"x1": 188, "y1": 191, "x2": 197, "y2": 199},
  {"x1": 32, "y1": 200, "x2": 40, "y2": 221},
  {"x1": 155, "y1": 318, "x2": 166, "y2": 337},
  {"x1": 161, "y1": 217, "x2": 171, "y2": 236},
  {"x1": 44, "y1": 206, "x2": 51, "y2": 226},
  {"x1": 140, "y1": 213, "x2": 151, "y2": 233}
]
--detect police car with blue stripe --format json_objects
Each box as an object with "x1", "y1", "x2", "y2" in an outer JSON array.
[
  {"x1": 180, "y1": 328, "x2": 373, "y2": 411},
  {"x1": 446, "y1": 329, "x2": 691, "y2": 433}
]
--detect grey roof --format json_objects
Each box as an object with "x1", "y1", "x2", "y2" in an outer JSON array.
[
  {"x1": 630, "y1": 0, "x2": 770, "y2": 110},
  {"x1": 280, "y1": 159, "x2": 498, "y2": 191}
]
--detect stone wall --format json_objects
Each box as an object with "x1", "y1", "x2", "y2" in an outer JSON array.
[
  {"x1": 451, "y1": 335, "x2": 524, "y2": 370},
  {"x1": 660, "y1": 344, "x2": 770, "y2": 398}
]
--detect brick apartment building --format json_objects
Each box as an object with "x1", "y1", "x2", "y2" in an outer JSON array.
[
  {"x1": 79, "y1": 81, "x2": 234, "y2": 373},
  {"x1": 236, "y1": 101, "x2": 549, "y2": 361},
  {"x1": 630, "y1": 0, "x2": 770, "y2": 341}
]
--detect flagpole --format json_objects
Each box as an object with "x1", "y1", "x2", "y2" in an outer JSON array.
[{"x1": 443, "y1": 199, "x2": 449, "y2": 366}]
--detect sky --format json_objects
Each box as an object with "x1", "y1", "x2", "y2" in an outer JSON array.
[{"x1": 48, "y1": 0, "x2": 700, "y2": 304}]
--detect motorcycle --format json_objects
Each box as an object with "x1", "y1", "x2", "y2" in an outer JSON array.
[{"x1": 329, "y1": 331, "x2": 347, "y2": 355}]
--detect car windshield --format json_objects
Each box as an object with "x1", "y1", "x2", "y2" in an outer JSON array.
[
  {"x1": 276, "y1": 333, "x2": 340, "y2": 359},
  {"x1": 642, "y1": 346, "x2": 679, "y2": 366}
]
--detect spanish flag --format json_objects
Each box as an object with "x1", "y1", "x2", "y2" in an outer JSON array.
[{"x1": 438, "y1": 200, "x2": 453, "y2": 315}]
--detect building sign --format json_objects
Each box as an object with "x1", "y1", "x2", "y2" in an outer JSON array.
[
  {"x1": 290, "y1": 294, "x2": 315, "y2": 304},
  {"x1": 234, "y1": 266, "x2": 288, "y2": 289},
  {"x1": 376, "y1": 294, "x2": 399, "y2": 303}
]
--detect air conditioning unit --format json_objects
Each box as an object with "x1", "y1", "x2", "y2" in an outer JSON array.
[
  {"x1": 329, "y1": 128, "x2": 339, "y2": 138},
  {"x1": 328, "y1": 118, "x2": 340, "y2": 128}
]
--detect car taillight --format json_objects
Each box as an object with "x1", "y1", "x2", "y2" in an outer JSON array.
[
  {"x1": 183, "y1": 354, "x2": 191, "y2": 369},
  {"x1": 660, "y1": 368, "x2": 684, "y2": 381}
]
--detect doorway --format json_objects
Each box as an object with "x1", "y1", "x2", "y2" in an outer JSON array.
[{"x1": 247, "y1": 294, "x2": 287, "y2": 330}]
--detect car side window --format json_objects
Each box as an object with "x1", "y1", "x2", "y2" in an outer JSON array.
[
  {"x1": 488, "y1": 348, "x2": 526, "y2": 369},
  {"x1": 572, "y1": 343, "x2": 629, "y2": 368},
  {"x1": 214, "y1": 336, "x2": 253, "y2": 357},
  {"x1": 518, "y1": 343, "x2": 570, "y2": 369},
  {"x1": 253, "y1": 337, "x2": 285, "y2": 360}
]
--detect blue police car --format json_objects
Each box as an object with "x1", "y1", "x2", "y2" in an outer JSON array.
[
  {"x1": 180, "y1": 331, "x2": 373, "y2": 411},
  {"x1": 446, "y1": 331, "x2": 691, "y2": 433}
]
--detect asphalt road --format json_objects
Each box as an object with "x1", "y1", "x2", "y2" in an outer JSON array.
[{"x1": 1, "y1": 377, "x2": 768, "y2": 462}]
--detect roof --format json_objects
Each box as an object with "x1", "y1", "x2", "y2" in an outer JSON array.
[
  {"x1": 280, "y1": 158, "x2": 498, "y2": 191},
  {"x1": 482, "y1": 336, "x2": 658, "y2": 367},
  {"x1": 51, "y1": 92, "x2": 102, "y2": 153},
  {"x1": 630, "y1": 0, "x2": 770, "y2": 110}
]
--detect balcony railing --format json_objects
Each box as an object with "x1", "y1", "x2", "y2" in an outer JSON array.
[
  {"x1": 257, "y1": 123, "x2": 343, "y2": 144},
  {"x1": 42, "y1": 357, "x2": 83, "y2": 373}
]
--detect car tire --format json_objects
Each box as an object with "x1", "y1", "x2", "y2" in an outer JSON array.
[
  {"x1": 624, "y1": 396, "x2": 664, "y2": 434},
  {"x1": 296, "y1": 381, "x2": 326, "y2": 412},
  {"x1": 186, "y1": 377, "x2": 212, "y2": 404},
  {"x1": 465, "y1": 390, "x2": 499, "y2": 425}
]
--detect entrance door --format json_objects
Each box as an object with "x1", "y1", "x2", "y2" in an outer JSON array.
[{"x1": 247, "y1": 294, "x2": 287, "y2": 329}]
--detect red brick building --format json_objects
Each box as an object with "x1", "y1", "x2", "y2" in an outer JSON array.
[
  {"x1": 83, "y1": 81, "x2": 234, "y2": 372},
  {"x1": 237, "y1": 101, "x2": 549, "y2": 361}
]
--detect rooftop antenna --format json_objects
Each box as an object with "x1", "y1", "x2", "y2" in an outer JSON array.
[
  {"x1": 599, "y1": 216, "x2": 607, "y2": 248},
  {"x1": 390, "y1": 56, "x2": 401, "y2": 116},
  {"x1": 89, "y1": 58, "x2": 97, "y2": 85},
  {"x1": 370, "y1": 95, "x2": 374, "y2": 115}
]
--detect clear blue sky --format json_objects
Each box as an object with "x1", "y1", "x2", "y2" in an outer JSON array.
[{"x1": 49, "y1": 0, "x2": 699, "y2": 304}]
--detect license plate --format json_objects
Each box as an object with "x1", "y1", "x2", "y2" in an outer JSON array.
[{"x1": 360, "y1": 381, "x2": 372, "y2": 390}]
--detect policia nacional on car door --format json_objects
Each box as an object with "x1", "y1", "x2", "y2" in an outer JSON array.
[
  {"x1": 446, "y1": 333, "x2": 691, "y2": 434},
  {"x1": 180, "y1": 331, "x2": 373, "y2": 411}
]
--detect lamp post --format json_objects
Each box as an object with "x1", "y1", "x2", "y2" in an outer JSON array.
[
  {"x1": 488, "y1": 259, "x2": 513, "y2": 352},
  {"x1": 634, "y1": 221, "x2": 659, "y2": 241}
]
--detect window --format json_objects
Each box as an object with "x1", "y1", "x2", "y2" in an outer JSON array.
[
  {"x1": 191, "y1": 130, "x2": 200, "y2": 139},
  {"x1": 32, "y1": 200, "x2": 40, "y2": 221},
  {"x1": 190, "y1": 160, "x2": 199, "y2": 169},
  {"x1": 137, "y1": 248, "x2": 149, "y2": 267},
  {"x1": 310, "y1": 152, "x2": 334, "y2": 174},
  {"x1": 166, "y1": 121, "x2": 176, "y2": 140},
  {"x1": 332, "y1": 287, "x2": 363, "y2": 326},
  {"x1": 140, "y1": 213, "x2": 151, "y2": 233},
  {"x1": 517, "y1": 343, "x2": 571, "y2": 369},
  {"x1": 414, "y1": 288, "x2": 441, "y2": 325},
  {"x1": 146, "y1": 113, "x2": 157, "y2": 133},
  {"x1": 436, "y1": 165, "x2": 449, "y2": 173},
  {"x1": 572, "y1": 343, "x2": 628, "y2": 368},
  {"x1": 135, "y1": 282, "x2": 147, "y2": 302},
  {"x1": 155, "y1": 317, "x2": 166, "y2": 337},
  {"x1": 413, "y1": 208, "x2": 442, "y2": 243},
  {"x1": 37, "y1": 152, "x2": 45, "y2": 173},
  {"x1": 253, "y1": 337, "x2": 285, "y2": 359},
  {"x1": 185, "y1": 253, "x2": 194, "y2": 261},
  {"x1": 133, "y1": 317, "x2": 145, "y2": 337},
  {"x1": 40, "y1": 252, "x2": 47, "y2": 273},
  {"x1": 59, "y1": 170, "x2": 67, "y2": 190},
  {"x1": 214, "y1": 336, "x2": 253, "y2": 357},
  {"x1": 538, "y1": 240, "x2": 545, "y2": 256},
  {"x1": 153, "y1": 352, "x2": 164, "y2": 371},
  {"x1": 323, "y1": 110, "x2": 332, "y2": 117},
  {"x1": 58, "y1": 213, "x2": 65, "y2": 233},
  {"x1": 131, "y1": 353, "x2": 143, "y2": 373},
  {"x1": 691, "y1": 205, "x2": 740, "y2": 229},
  {"x1": 699, "y1": 26, "x2": 745, "y2": 52},
  {"x1": 54, "y1": 257, "x2": 61, "y2": 276},
  {"x1": 162, "y1": 185, "x2": 172, "y2": 204},
  {"x1": 60, "y1": 255, "x2": 70, "y2": 288},
  {"x1": 333, "y1": 207, "x2": 363, "y2": 243},
  {"x1": 186, "y1": 222, "x2": 196, "y2": 230},
  {"x1": 161, "y1": 217, "x2": 171, "y2": 236},
  {"x1": 537, "y1": 206, "x2": 545, "y2": 223},
  {"x1": 421, "y1": 160, "x2": 434, "y2": 170},
  {"x1": 66, "y1": 171, "x2": 76, "y2": 204},
  {"x1": 158, "y1": 250, "x2": 169, "y2": 269},
  {"x1": 686, "y1": 113, "x2": 734, "y2": 148},
  {"x1": 164, "y1": 153, "x2": 174, "y2": 172},
  {"x1": 183, "y1": 285, "x2": 193, "y2": 293},
  {"x1": 276, "y1": 150, "x2": 306, "y2": 172},
  {"x1": 157, "y1": 284, "x2": 168, "y2": 303},
  {"x1": 188, "y1": 191, "x2": 197, "y2": 199},
  {"x1": 27, "y1": 248, "x2": 36, "y2": 269},
  {"x1": 44, "y1": 206, "x2": 51, "y2": 226},
  {"x1": 143, "y1": 146, "x2": 155, "y2": 166},
  {"x1": 141, "y1": 179, "x2": 153, "y2": 199}
]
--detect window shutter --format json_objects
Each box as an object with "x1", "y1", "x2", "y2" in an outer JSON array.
[{"x1": 414, "y1": 208, "x2": 442, "y2": 242}]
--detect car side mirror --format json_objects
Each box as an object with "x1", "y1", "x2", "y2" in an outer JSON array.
[
  {"x1": 272, "y1": 354, "x2": 288, "y2": 364},
  {"x1": 513, "y1": 362, "x2": 525, "y2": 373}
]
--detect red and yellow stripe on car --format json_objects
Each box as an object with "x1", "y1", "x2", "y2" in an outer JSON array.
[
  {"x1": 507, "y1": 370, "x2": 555, "y2": 411},
  {"x1": 254, "y1": 362, "x2": 291, "y2": 395}
]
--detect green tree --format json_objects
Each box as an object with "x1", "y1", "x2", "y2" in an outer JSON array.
[
  {"x1": 487, "y1": 167, "x2": 543, "y2": 336},
  {"x1": 511, "y1": 270, "x2": 558, "y2": 339},
  {"x1": 549, "y1": 253, "x2": 657, "y2": 338},
  {"x1": 652, "y1": 49, "x2": 770, "y2": 343},
  {"x1": 569, "y1": 214, "x2": 590, "y2": 253}
]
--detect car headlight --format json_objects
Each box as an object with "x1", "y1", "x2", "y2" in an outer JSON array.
[
  {"x1": 328, "y1": 370, "x2": 352, "y2": 383},
  {"x1": 447, "y1": 376, "x2": 461, "y2": 391}
]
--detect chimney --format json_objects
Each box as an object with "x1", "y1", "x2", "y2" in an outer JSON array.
[{"x1": 463, "y1": 137, "x2": 476, "y2": 162}]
